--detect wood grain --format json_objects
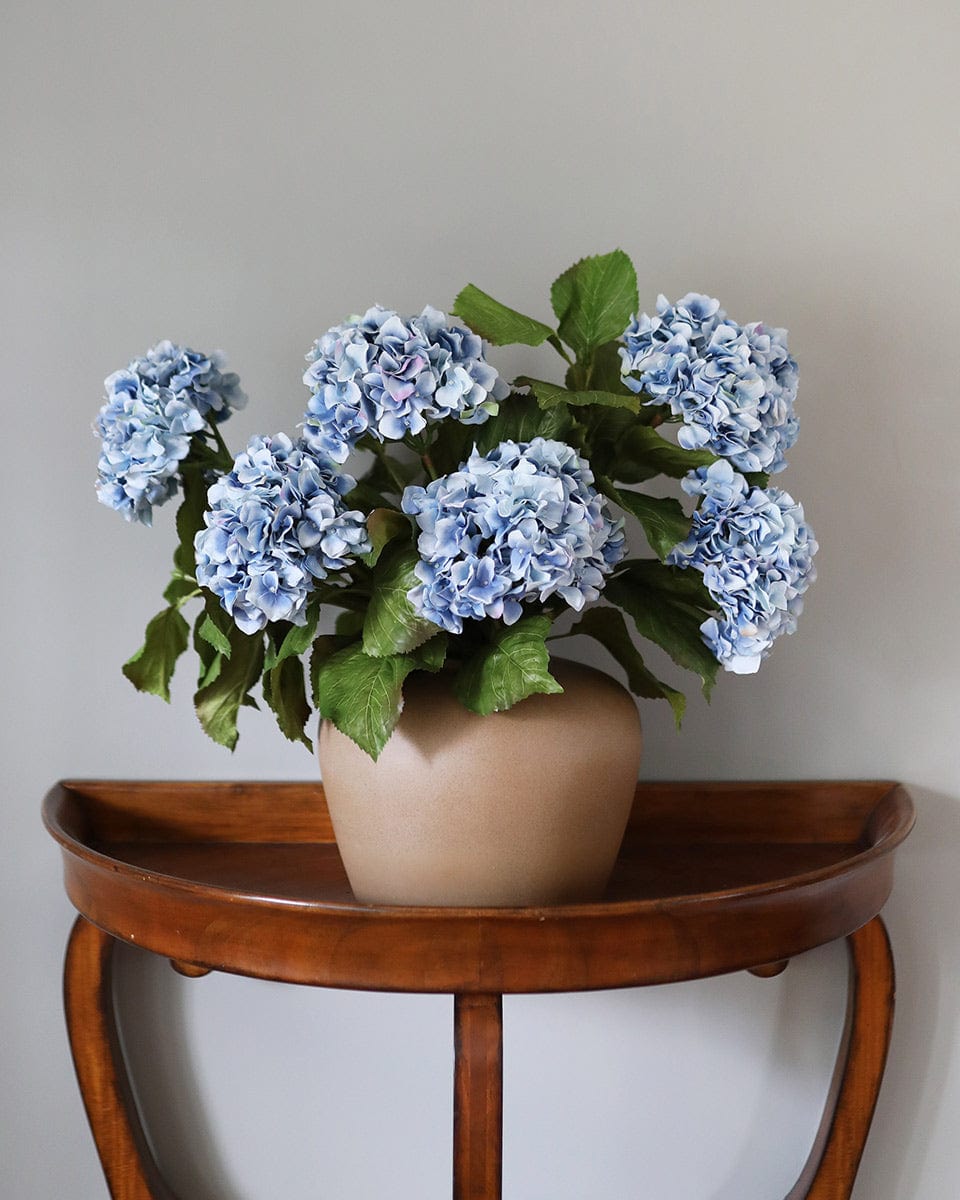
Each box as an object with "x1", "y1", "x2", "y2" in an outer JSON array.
[
  {"x1": 64, "y1": 916, "x2": 180, "y2": 1200},
  {"x1": 786, "y1": 916, "x2": 895, "y2": 1199},
  {"x1": 43, "y1": 780, "x2": 913, "y2": 993},
  {"x1": 454, "y1": 994, "x2": 503, "y2": 1200}
]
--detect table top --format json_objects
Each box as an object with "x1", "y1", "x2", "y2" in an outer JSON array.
[{"x1": 44, "y1": 779, "x2": 913, "y2": 994}]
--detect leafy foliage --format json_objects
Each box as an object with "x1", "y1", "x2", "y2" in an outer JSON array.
[
  {"x1": 596, "y1": 477, "x2": 691, "y2": 560},
  {"x1": 363, "y1": 508, "x2": 410, "y2": 567},
  {"x1": 454, "y1": 616, "x2": 563, "y2": 716},
  {"x1": 473, "y1": 393, "x2": 572, "y2": 452},
  {"x1": 561, "y1": 607, "x2": 685, "y2": 727},
  {"x1": 451, "y1": 284, "x2": 556, "y2": 347},
  {"x1": 605, "y1": 561, "x2": 719, "y2": 697},
  {"x1": 363, "y1": 545, "x2": 439, "y2": 657},
  {"x1": 106, "y1": 250, "x2": 812, "y2": 757},
  {"x1": 518, "y1": 376, "x2": 640, "y2": 414},
  {"x1": 193, "y1": 625, "x2": 265, "y2": 750},
  {"x1": 264, "y1": 655, "x2": 313, "y2": 750},
  {"x1": 123, "y1": 606, "x2": 189, "y2": 702},
  {"x1": 314, "y1": 635, "x2": 447, "y2": 759},
  {"x1": 550, "y1": 250, "x2": 639, "y2": 361}
]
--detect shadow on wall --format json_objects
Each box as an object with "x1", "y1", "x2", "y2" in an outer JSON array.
[
  {"x1": 115, "y1": 948, "x2": 246, "y2": 1200},
  {"x1": 707, "y1": 940, "x2": 847, "y2": 1200}
]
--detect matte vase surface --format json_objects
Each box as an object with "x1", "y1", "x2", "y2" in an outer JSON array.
[{"x1": 318, "y1": 659, "x2": 642, "y2": 907}]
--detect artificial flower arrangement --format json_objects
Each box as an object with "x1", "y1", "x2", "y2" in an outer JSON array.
[{"x1": 95, "y1": 250, "x2": 817, "y2": 759}]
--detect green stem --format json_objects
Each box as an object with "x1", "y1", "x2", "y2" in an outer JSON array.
[{"x1": 208, "y1": 421, "x2": 234, "y2": 471}]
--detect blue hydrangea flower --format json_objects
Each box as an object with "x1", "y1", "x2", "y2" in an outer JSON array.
[
  {"x1": 667, "y1": 460, "x2": 817, "y2": 674},
  {"x1": 126, "y1": 339, "x2": 246, "y2": 422},
  {"x1": 401, "y1": 438, "x2": 625, "y2": 634},
  {"x1": 302, "y1": 306, "x2": 509, "y2": 463},
  {"x1": 95, "y1": 340, "x2": 246, "y2": 524},
  {"x1": 195, "y1": 434, "x2": 370, "y2": 634},
  {"x1": 619, "y1": 294, "x2": 799, "y2": 474}
]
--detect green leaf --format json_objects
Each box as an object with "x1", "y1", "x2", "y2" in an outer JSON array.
[
  {"x1": 334, "y1": 609, "x2": 365, "y2": 638},
  {"x1": 363, "y1": 508, "x2": 411, "y2": 568},
  {"x1": 193, "y1": 626, "x2": 265, "y2": 750},
  {"x1": 564, "y1": 607, "x2": 686, "y2": 727},
  {"x1": 413, "y1": 632, "x2": 448, "y2": 673},
  {"x1": 173, "y1": 463, "x2": 210, "y2": 577},
  {"x1": 350, "y1": 450, "x2": 420, "y2": 503},
  {"x1": 599, "y1": 478, "x2": 691, "y2": 560},
  {"x1": 550, "y1": 250, "x2": 639, "y2": 358},
  {"x1": 617, "y1": 558, "x2": 716, "y2": 607},
  {"x1": 604, "y1": 563, "x2": 718, "y2": 697},
  {"x1": 313, "y1": 633, "x2": 445, "y2": 758},
  {"x1": 263, "y1": 600, "x2": 323, "y2": 672},
  {"x1": 429, "y1": 416, "x2": 476, "y2": 475},
  {"x1": 163, "y1": 573, "x2": 200, "y2": 607},
  {"x1": 198, "y1": 612, "x2": 232, "y2": 659},
  {"x1": 363, "y1": 546, "x2": 439, "y2": 657},
  {"x1": 345, "y1": 479, "x2": 392, "y2": 511},
  {"x1": 618, "y1": 426, "x2": 717, "y2": 483},
  {"x1": 122, "y1": 606, "x2": 190, "y2": 702},
  {"x1": 314, "y1": 642, "x2": 418, "y2": 760},
  {"x1": 264, "y1": 656, "x2": 313, "y2": 751},
  {"x1": 474, "y1": 393, "x2": 572, "y2": 453},
  {"x1": 266, "y1": 619, "x2": 317, "y2": 671},
  {"x1": 197, "y1": 596, "x2": 236, "y2": 656},
  {"x1": 452, "y1": 283, "x2": 556, "y2": 347},
  {"x1": 309, "y1": 635, "x2": 343, "y2": 706},
  {"x1": 192, "y1": 612, "x2": 220, "y2": 688},
  {"x1": 588, "y1": 340, "x2": 633, "y2": 393},
  {"x1": 454, "y1": 615, "x2": 563, "y2": 716},
  {"x1": 325, "y1": 586, "x2": 374, "y2": 613},
  {"x1": 519, "y1": 376, "x2": 640, "y2": 414},
  {"x1": 743, "y1": 470, "x2": 771, "y2": 489},
  {"x1": 583, "y1": 415, "x2": 717, "y2": 485}
]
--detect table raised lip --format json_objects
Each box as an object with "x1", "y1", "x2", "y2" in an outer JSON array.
[{"x1": 44, "y1": 777, "x2": 914, "y2": 920}]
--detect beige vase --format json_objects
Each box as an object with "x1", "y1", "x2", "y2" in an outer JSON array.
[{"x1": 318, "y1": 659, "x2": 642, "y2": 907}]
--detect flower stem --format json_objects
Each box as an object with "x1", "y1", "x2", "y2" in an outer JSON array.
[{"x1": 208, "y1": 421, "x2": 234, "y2": 471}]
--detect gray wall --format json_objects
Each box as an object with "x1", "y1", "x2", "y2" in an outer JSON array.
[{"x1": 3, "y1": 2, "x2": 958, "y2": 1196}]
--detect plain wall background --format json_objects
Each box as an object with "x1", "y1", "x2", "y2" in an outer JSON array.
[{"x1": 3, "y1": 1, "x2": 958, "y2": 1196}]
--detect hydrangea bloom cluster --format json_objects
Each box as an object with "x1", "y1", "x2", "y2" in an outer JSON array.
[
  {"x1": 302, "y1": 306, "x2": 509, "y2": 463},
  {"x1": 95, "y1": 340, "x2": 246, "y2": 524},
  {"x1": 195, "y1": 434, "x2": 370, "y2": 634},
  {"x1": 619, "y1": 294, "x2": 799, "y2": 474},
  {"x1": 667, "y1": 460, "x2": 817, "y2": 674},
  {"x1": 401, "y1": 438, "x2": 625, "y2": 633},
  {"x1": 125, "y1": 340, "x2": 246, "y2": 422}
]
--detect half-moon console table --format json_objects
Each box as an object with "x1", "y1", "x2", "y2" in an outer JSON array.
[{"x1": 44, "y1": 779, "x2": 914, "y2": 1200}]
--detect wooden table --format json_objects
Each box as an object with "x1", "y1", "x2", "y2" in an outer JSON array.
[{"x1": 44, "y1": 779, "x2": 913, "y2": 1200}]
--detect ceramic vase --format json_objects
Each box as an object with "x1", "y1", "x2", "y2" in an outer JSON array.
[{"x1": 318, "y1": 659, "x2": 642, "y2": 907}]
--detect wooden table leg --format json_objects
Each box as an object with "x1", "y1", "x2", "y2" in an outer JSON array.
[
  {"x1": 64, "y1": 916, "x2": 181, "y2": 1200},
  {"x1": 453, "y1": 993, "x2": 503, "y2": 1200},
  {"x1": 785, "y1": 916, "x2": 895, "y2": 1200}
]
